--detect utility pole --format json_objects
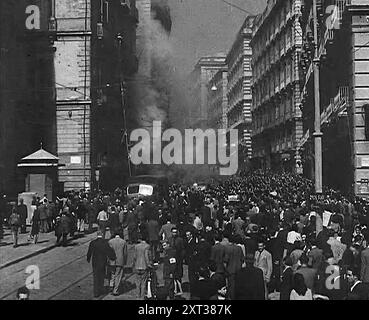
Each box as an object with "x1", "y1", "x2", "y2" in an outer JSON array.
[
  {"x1": 117, "y1": 34, "x2": 132, "y2": 177},
  {"x1": 312, "y1": 0, "x2": 323, "y2": 193}
]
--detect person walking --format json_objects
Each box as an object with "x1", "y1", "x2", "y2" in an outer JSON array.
[
  {"x1": 38, "y1": 199, "x2": 49, "y2": 233},
  {"x1": 9, "y1": 208, "x2": 21, "y2": 247},
  {"x1": 76, "y1": 199, "x2": 87, "y2": 234},
  {"x1": 108, "y1": 233, "x2": 128, "y2": 296},
  {"x1": 87, "y1": 231, "x2": 116, "y2": 298},
  {"x1": 169, "y1": 227, "x2": 185, "y2": 296},
  {"x1": 108, "y1": 207, "x2": 120, "y2": 239},
  {"x1": 97, "y1": 207, "x2": 109, "y2": 239},
  {"x1": 30, "y1": 204, "x2": 40, "y2": 244},
  {"x1": 17, "y1": 198, "x2": 28, "y2": 234},
  {"x1": 223, "y1": 234, "x2": 244, "y2": 300},
  {"x1": 147, "y1": 216, "x2": 160, "y2": 264},
  {"x1": 57, "y1": 212, "x2": 70, "y2": 247},
  {"x1": 127, "y1": 206, "x2": 138, "y2": 244},
  {"x1": 254, "y1": 240, "x2": 273, "y2": 300},
  {"x1": 162, "y1": 240, "x2": 177, "y2": 300},
  {"x1": 184, "y1": 230, "x2": 198, "y2": 295},
  {"x1": 234, "y1": 254, "x2": 265, "y2": 300},
  {"x1": 132, "y1": 234, "x2": 151, "y2": 299}
]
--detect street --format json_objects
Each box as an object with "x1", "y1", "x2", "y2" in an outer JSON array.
[{"x1": 0, "y1": 227, "x2": 189, "y2": 301}]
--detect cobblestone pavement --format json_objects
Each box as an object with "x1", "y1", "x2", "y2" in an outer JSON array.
[
  {"x1": 0, "y1": 227, "x2": 190, "y2": 300},
  {"x1": 0, "y1": 226, "x2": 63, "y2": 269}
]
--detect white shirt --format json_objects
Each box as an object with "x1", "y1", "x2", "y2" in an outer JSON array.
[
  {"x1": 290, "y1": 288, "x2": 313, "y2": 300},
  {"x1": 287, "y1": 231, "x2": 302, "y2": 244},
  {"x1": 97, "y1": 210, "x2": 108, "y2": 221}
]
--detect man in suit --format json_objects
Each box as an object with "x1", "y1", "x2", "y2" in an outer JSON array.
[
  {"x1": 39, "y1": 199, "x2": 49, "y2": 233},
  {"x1": 147, "y1": 216, "x2": 160, "y2": 263},
  {"x1": 223, "y1": 234, "x2": 244, "y2": 300},
  {"x1": 169, "y1": 227, "x2": 185, "y2": 294},
  {"x1": 347, "y1": 268, "x2": 369, "y2": 300},
  {"x1": 361, "y1": 238, "x2": 369, "y2": 283},
  {"x1": 162, "y1": 240, "x2": 177, "y2": 299},
  {"x1": 87, "y1": 231, "x2": 116, "y2": 298},
  {"x1": 159, "y1": 217, "x2": 175, "y2": 242},
  {"x1": 108, "y1": 233, "x2": 127, "y2": 295},
  {"x1": 132, "y1": 234, "x2": 151, "y2": 299},
  {"x1": 17, "y1": 198, "x2": 28, "y2": 234},
  {"x1": 235, "y1": 254, "x2": 265, "y2": 300},
  {"x1": 126, "y1": 206, "x2": 138, "y2": 244},
  {"x1": 254, "y1": 240, "x2": 273, "y2": 300},
  {"x1": 201, "y1": 204, "x2": 212, "y2": 228},
  {"x1": 184, "y1": 230, "x2": 198, "y2": 295},
  {"x1": 210, "y1": 233, "x2": 226, "y2": 273}
]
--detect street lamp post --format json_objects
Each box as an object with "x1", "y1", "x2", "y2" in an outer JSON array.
[{"x1": 313, "y1": 0, "x2": 323, "y2": 193}]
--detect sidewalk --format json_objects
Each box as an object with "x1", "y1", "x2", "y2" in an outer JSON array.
[{"x1": 0, "y1": 226, "x2": 97, "y2": 270}]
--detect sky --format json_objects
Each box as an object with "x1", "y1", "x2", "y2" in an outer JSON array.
[{"x1": 167, "y1": 0, "x2": 267, "y2": 74}]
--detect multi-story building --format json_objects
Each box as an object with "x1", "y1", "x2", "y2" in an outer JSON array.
[
  {"x1": 251, "y1": 0, "x2": 303, "y2": 173},
  {"x1": 188, "y1": 54, "x2": 227, "y2": 129},
  {"x1": 0, "y1": 0, "x2": 56, "y2": 196},
  {"x1": 208, "y1": 67, "x2": 228, "y2": 130},
  {"x1": 54, "y1": 0, "x2": 138, "y2": 191},
  {"x1": 299, "y1": 0, "x2": 369, "y2": 196},
  {"x1": 226, "y1": 16, "x2": 255, "y2": 159}
]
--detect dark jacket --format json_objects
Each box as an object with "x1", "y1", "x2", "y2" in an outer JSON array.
[
  {"x1": 224, "y1": 243, "x2": 244, "y2": 275},
  {"x1": 185, "y1": 237, "x2": 198, "y2": 265},
  {"x1": 211, "y1": 242, "x2": 226, "y2": 273},
  {"x1": 17, "y1": 204, "x2": 28, "y2": 222},
  {"x1": 197, "y1": 240, "x2": 212, "y2": 267},
  {"x1": 163, "y1": 248, "x2": 177, "y2": 279},
  {"x1": 191, "y1": 279, "x2": 218, "y2": 300},
  {"x1": 234, "y1": 265, "x2": 265, "y2": 300},
  {"x1": 210, "y1": 272, "x2": 226, "y2": 290},
  {"x1": 147, "y1": 219, "x2": 160, "y2": 241},
  {"x1": 280, "y1": 266, "x2": 293, "y2": 300},
  {"x1": 348, "y1": 282, "x2": 369, "y2": 300},
  {"x1": 87, "y1": 238, "x2": 116, "y2": 270}
]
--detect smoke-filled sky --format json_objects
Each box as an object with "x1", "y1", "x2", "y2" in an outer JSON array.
[{"x1": 167, "y1": 0, "x2": 267, "y2": 73}]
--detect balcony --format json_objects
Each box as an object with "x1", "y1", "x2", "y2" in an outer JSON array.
[
  {"x1": 321, "y1": 86, "x2": 350, "y2": 126},
  {"x1": 298, "y1": 86, "x2": 350, "y2": 149}
]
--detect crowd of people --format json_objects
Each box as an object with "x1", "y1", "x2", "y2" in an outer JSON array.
[
  {"x1": 84, "y1": 170, "x2": 369, "y2": 300},
  {"x1": 2, "y1": 169, "x2": 369, "y2": 300}
]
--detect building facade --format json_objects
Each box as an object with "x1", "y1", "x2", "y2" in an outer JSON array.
[
  {"x1": 208, "y1": 67, "x2": 228, "y2": 130},
  {"x1": 54, "y1": 0, "x2": 138, "y2": 192},
  {"x1": 0, "y1": 0, "x2": 56, "y2": 196},
  {"x1": 188, "y1": 55, "x2": 227, "y2": 129},
  {"x1": 251, "y1": 0, "x2": 303, "y2": 173},
  {"x1": 226, "y1": 16, "x2": 255, "y2": 160},
  {"x1": 299, "y1": 0, "x2": 369, "y2": 196}
]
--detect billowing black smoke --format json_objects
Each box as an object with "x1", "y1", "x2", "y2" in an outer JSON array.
[{"x1": 152, "y1": 0, "x2": 172, "y2": 34}]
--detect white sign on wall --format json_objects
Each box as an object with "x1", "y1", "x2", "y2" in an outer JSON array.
[{"x1": 70, "y1": 156, "x2": 81, "y2": 164}]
